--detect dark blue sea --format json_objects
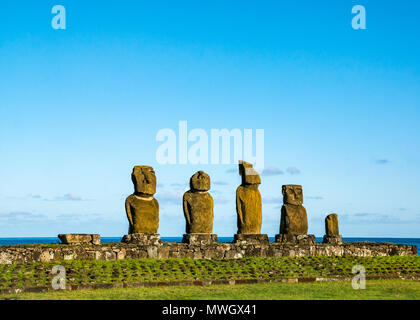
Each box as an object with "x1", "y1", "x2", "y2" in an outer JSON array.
[{"x1": 0, "y1": 237, "x2": 418, "y2": 255}]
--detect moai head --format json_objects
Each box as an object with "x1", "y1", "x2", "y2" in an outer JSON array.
[
  {"x1": 238, "y1": 160, "x2": 261, "y2": 185},
  {"x1": 131, "y1": 166, "x2": 157, "y2": 195},
  {"x1": 282, "y1": 185, "x2": 303, "y2": 205},
  {"x1": 190, "y1": 170, "x2": 210, "y2": 191}
]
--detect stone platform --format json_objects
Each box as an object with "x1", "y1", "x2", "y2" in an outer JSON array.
[
  {"x1": 234, "y1": 234, "x2": 269, "y2": 245},
  {"x1": 323, "y1": 235, "x2": 343, "y2": 245},
  {"x1": 58, "y1": 234, "x2": 100, "y2": 245},
  {"x1": 275, "y1": 234, "x2": 316, "y2": 245},
  {"x1": 0, "y1": 241, "x2": 416, "y2": 264},
  {"x1": 182, "y1": 234, "x2": 217, "y2": 245},
  {"x1": 121, "y1": 233, "x2": 161, "y2": 245}
]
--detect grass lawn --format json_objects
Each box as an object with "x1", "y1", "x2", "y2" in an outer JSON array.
[
  {"x1": 1, "y1": 256, "x2": 419, "y2": 291},
  {"x1": 0, "y1": 279, "x2": 419, "y2": 300}
]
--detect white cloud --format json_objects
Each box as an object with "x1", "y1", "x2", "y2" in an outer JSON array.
[
  {"x1": 262, "y1": 196, "x2": 283, "y2": 204},
  {"x1": 43, "y1": 193, "x2": 85, "y2": 201},
  {"x1": 286, "y1": 167, "x2": 301, "y2": 175},
  {"x1": 213, "y1": 181, "x2": 229, "y2": 186},
  {"x1": 375, "y1": 159, "x2": 390, "y2": 165},
  {"x1": 261, "y1": 167, "x2": 284, "y2": 176}
]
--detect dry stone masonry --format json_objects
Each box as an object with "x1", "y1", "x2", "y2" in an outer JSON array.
[
  {"x1": 58, "y1": 234, "x2": 100, "y2": 245},
  {"x1": 0, "y1": 242, "x2": 416, "y2": 265},
  {"x1": 121, "y1": 233, "x2": 162, "y2": 246}
]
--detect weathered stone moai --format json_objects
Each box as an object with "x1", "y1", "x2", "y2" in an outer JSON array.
[
  {"x1": 323, "y1": 213, "x2": 343, "y2": 244},
  {"x1": 234, "y1": 161, "x2": 269, "y2": 244},
  {"x1": 182, "y1": 171, "x2": 217, "y2": 245},
  {"x1": 275, "y1": 185, "x2": 315, "y2": 245},
  {"x1": 122, "y1": 166, "x2": 161, "y2": 245}
]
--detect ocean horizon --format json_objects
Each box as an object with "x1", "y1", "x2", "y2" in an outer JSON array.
[{"x1": 0, "y1": 237, "x2": 418, "y2": 255}]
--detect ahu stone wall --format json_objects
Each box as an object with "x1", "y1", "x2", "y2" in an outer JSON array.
[{"x1": 0, "y1": 242, "x2": 417, "y2": 264}]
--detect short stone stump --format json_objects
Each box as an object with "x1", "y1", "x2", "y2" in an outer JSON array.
[
  {"x1": 182, "y1": 234, "x2": 217, "y2": 245},
  {"x1": 58, "y1": 234, "x2": 100, "y2": 245},
  {"x1": 323, "y1": 235, "x2": 343, "y2": 245},
  {"x1": 233, "y1": 234, "x2": 269, "y2": 245},
  {"x1": 275, "y1": 234, "x2": 316, "y2": 245},
  {"x1": 121, "y1": 233, "x2": 161, "y2": 245}
]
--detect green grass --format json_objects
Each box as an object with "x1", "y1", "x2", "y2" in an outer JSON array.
[
  {"x1": 0, "y1": 256, "x2": 419, "y2": 291},
  {"x1": 1, "y1": 280, "x2": 419, "y2": 300}
]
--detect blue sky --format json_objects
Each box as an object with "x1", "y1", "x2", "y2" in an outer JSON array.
[{"x1": 1, "y1": 0, "x2": 419, "y2": 237}]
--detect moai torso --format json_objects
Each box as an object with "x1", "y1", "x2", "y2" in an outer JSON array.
[
  {"x1": 236, "y1": 185, "x2": 262, "y2": 234},
  {"x1": 280, "y1": 204, "x2": 308, "y2": 235},
  {"x1": 280, "y1": 185, "x2": 308, "y2": 235},
  {"x1": 236, "y1": 161, "x2": 262, "y2": 234},
  {"x1": 125, "y1": 166, "x2": 159, "y2": 234},
  {"x1": 183, "y1": 171, "x2": 214, "y2": 234},
  {"x1": 125, "y1": 195, "x2": 159, "y2": 234},
  {"x1": 325, "y1": 213, "x2": 339, "y2": 236}
]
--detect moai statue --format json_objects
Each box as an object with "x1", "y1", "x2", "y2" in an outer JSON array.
[
  {"x1": 234, "y1": 161, "x2": 269, "y2": 244},
  {"x1": 182, "y1": 171, "x2": 217, "y2": 245},
  {"x1": 275, "y1": 185, "x2": 315, "y2": 245},
  {"x1": 122, "y1": 166, "x2": 161, "y2": 245},
  {"x1": 323, "y1": 213, "x2": 343, "y2": 244}
]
